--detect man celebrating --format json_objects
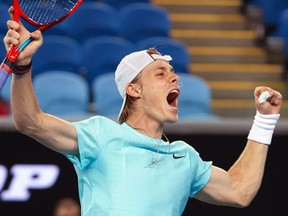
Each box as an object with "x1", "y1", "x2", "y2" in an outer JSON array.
[{"x1": 3, "y1": 6, "x2": 282, "y2": 216}]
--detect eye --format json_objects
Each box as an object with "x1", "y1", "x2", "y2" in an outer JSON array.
[{"x1": 156, "y1": 67, "x2": 166, "y2": 76}]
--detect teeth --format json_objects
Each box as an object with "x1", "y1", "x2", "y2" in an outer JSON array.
[{"x1": 170, "y1": 90, "x2": 179, "y2": 94}]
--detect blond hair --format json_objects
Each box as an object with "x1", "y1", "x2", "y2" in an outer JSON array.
[{"x1": 118, "y1": 48, "x2": 161, "y2": 123}]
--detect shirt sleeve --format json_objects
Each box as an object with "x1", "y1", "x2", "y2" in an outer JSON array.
[
  {"x1": 189, "y1": 148, "x2": 212, "y2": 197},
  {"x1": 65, "y1": 116, "x2": 107, "y2": 169}
]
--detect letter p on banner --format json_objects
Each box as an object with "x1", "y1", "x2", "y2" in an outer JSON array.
[{"x1": 1, "y1": 164, "x2": 60, "y2": 201}]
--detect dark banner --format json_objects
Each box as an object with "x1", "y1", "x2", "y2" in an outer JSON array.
[
  {"x1": 0, "y1": 131, "x2": 287, "y2": 216},
  {"x1": 0, "y1": 132, "x2": 78, "y2": 216}
]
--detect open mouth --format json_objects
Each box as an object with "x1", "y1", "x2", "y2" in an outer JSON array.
[{"x1": 167, "y1": 89, "x2": 179, "y2": 109}]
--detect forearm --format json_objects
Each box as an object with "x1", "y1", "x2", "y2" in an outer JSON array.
[
  {"x1": 196, "y1": 87, "x2": 282, "y2": 207},
  {"x1": 227, "y1": 110, "x2": 280, "y2": 205},
  {"x1": 11, "y1": 71, "x2": 43, "y2": 134},
  {"x1": 227, "y1": 140, "x2": 268, "y2": 206},
  {"x1": 11, "y1": 71, "x2": 78, "y2": 154},
  {"x1": 196, "y1": 141, "x2": 268, "y2": 207},
  {"x1": 5, "y1": 16, "x2": 78, "y2": 155}
]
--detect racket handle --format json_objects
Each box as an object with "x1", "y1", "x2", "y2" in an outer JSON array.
[{"x1": 0, "y1": 60, "x2": 12, "y2": 92}]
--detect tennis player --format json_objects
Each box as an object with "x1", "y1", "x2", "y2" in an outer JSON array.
[{"x1": 4, "y1": 9, "x2": 283, "y2": 216}]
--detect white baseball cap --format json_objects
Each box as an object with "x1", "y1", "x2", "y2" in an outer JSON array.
[{"x1": 115, "y1": 50, "x2": 172, "y2": 121}]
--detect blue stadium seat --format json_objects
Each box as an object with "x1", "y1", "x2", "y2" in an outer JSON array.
[
  {"x1": 103, "y1": 0, "x2": 150, "y2": 9},
  {"x1": 0, "y1": 74, "x2": 11, "y2": 102},
  {"x1": 119, "y1": 3, "x2": 171, "y2": 43},
  {"x1": 0, "y1": 3, "x2": 10, "y2": 35},
  {"x1": 43, "y1": 20, "x2": 71, "y2": 37},
  {"x1": 278, "y1": 8, "x2": 288, "y2": 56},
  {"x1": 0, "y1": 34, "x2": 7, "y2": 60},
  {"x1": 260, "y1": 0, "x2": 288, "y2": 36},
  {"x1": 137, "y1": 37, "x2": 191, "y2": 73},
  {"x1": 33, "y1": 71, "x2": 91, "y2": 116},
  {"x1": 0, "y1": 32, "x2": 10, "y2": 103},
  {"x1": 1, "y1": 0, "x2": 11, "y2": 5},
  {"x1": 277, "y1": 8, "x2": 288, "y2": 80},
  {"x1": 177, "y1": 73, "x2": 220, "y2": 121},
  {"x1": 92, "y1": 72, "x2": 122, "y2": 118},
  {"x1": 64, "y1": 2, "x2": 120, "y2": 42},
  {"x1": 0, "y1": 2, "x2": 45, "y2": 35},
  {"x1": 82, "y1": 36, "x2": 135, "y2": 85},
  {"x1": 32, "y1": 35, "x2": 84, "y2": 77}
]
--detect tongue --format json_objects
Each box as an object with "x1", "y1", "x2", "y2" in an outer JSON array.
[{"x1": 167, "y1": 92, "x2": 177, "y2": 104}]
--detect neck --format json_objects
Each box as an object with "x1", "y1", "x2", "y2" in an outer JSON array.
[{"x1": 125, "y1": 116, "x2": 164, "y2": 139}]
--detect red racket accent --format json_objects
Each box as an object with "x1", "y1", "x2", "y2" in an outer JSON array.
[
  {"x1": 0, "y1": 0, "x2": 83, "y2": 91},
  {"x1": 0, "y1": 63, "x2": 12, "y2": 73}
]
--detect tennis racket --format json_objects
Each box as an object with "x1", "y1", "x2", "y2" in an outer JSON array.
[{"x1": 0, "y1": 0, "x2": 83, "y2": 91}]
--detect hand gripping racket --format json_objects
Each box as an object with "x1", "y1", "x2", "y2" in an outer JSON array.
[{"x1": 0, "y1": 0, "x2": 83, "y2": 91}]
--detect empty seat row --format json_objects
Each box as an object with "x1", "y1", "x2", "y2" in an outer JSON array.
[
  {"x1": 0, "y1": 0, "x2": 151, "y2": 9},
  {"x1": 0, "y1": 36, "x2": 191, "y2": 104},
  {"x1": 0, "y1": 1, "x2": 181, "y2": 84},
  {"x1": 0, "y1": 2, "x2": 171, "y2": 44},
  {"x1": 0, "y1": 34, "x2": 191, "y2": 87},
  {"x1": 0, "y1": 71, "x2": 220, "y2": 121},
  {"x1": 29, "y1": 35, "x2": 191, "y2": 85},
  {"x1": 244, "y1": 0, "x2": 288, "y2": 37},
  {"x1": 94, "y1": 0, "x2": 151, "y2": 9},
  {"x1": 70, "y1": 2, "x2": 171, "y2": 43}
]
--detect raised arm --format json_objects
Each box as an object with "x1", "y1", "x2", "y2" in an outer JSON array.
[
  {"x1": 4, "y1": 7, "x2": 78, "y2": 155},
  {"x1": 195, "y1": 86, "x2": 282, "y2": 207}
]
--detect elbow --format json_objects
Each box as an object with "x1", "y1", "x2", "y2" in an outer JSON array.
[
  {"x1": 14, "y1": 121, "x2": 34, "y2": 135},
  {"x1": 14, "y1": 121, "x2": 31, "y2": 134},
  {"x1": 235, "y1": 200, "x2": 252, "y2": 208},
  {"x1": 225, "y1": 188, "x2": 255, "y2": 208},
  {"x1": 232, "y1": 195, "x2": 254, "y2": 208},
  {"x1": 14, "y1": 115, "x2": 42, "y2": 136}
]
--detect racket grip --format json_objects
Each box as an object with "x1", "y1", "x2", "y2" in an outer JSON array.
[{"x1": 0, "y1": 62, "x2": 12, "y2": 92}]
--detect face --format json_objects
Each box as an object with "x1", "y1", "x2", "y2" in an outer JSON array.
[
  {"x1": 54, "y1": 206, "x2": 80, "y2": 216},
  {"x1": 54, "y1": 199, "x2": 80, "y2": 216},
  {"x1": 133, "y1": 59, "x2": 180, "y2": 123}
]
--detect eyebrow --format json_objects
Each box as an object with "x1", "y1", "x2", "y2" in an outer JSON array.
[{"x1": 157, "y1": 65, "x2": 175, "y2": 74}]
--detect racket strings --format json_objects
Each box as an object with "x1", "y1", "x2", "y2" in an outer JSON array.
[{"x1": 19, "y1": 0, "x2": 79, "y2": 24}]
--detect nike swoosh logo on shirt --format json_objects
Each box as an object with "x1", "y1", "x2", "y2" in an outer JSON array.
[{"x1": 173, "y1": 154, "x2": 185, "y2": 159}]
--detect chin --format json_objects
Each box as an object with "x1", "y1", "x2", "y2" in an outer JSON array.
[{"x1": 165, "y1": 115, "x2": 178, "y2": 123}]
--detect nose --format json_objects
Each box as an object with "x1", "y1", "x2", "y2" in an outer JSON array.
[{"x1": 170, "y1": 73, "x2": 179, "y2": 84}]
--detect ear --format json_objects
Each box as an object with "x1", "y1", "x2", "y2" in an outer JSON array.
[{"x1": 126, "y1": 83, "x2": 142, "y2": 98}]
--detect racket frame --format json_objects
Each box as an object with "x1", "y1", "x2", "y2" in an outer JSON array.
[
  {"x1": 0, "y1": 0, "x2": 83, "y2": 91},
  {"x1": 6, "y1": 0, "x2": 83, "y2": 62}
]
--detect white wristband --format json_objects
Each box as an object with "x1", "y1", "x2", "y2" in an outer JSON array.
[{"x1": 247, "y1": 111, "x2": 280, "y2": 145}]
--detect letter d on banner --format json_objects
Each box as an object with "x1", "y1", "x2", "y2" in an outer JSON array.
[
  {"x1": 1, "y1": 164, "x2": 60, "y2": 201},
  {"x1": 0, "y1": 165, "x2": 8, "y2": 192}
]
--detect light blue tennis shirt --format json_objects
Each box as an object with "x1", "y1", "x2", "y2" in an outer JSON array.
[{"x1": 66, "y1": 116, "x2": 212, "y2": 216}]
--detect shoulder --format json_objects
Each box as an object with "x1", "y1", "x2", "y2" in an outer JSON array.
[
  {"x1": 171, "y1": 140, "x2": 207, "y2": 162},
  {"x1": 72, "y1": 115, "x2": 119, "y2": 129},
  {"x1": 171, "y1": 140, "x2": 197, "y2": 153}
]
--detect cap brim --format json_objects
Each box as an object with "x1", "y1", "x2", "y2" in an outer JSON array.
[{"x1": 118, "y1": 94, "x2": 127, "y2": 122}]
